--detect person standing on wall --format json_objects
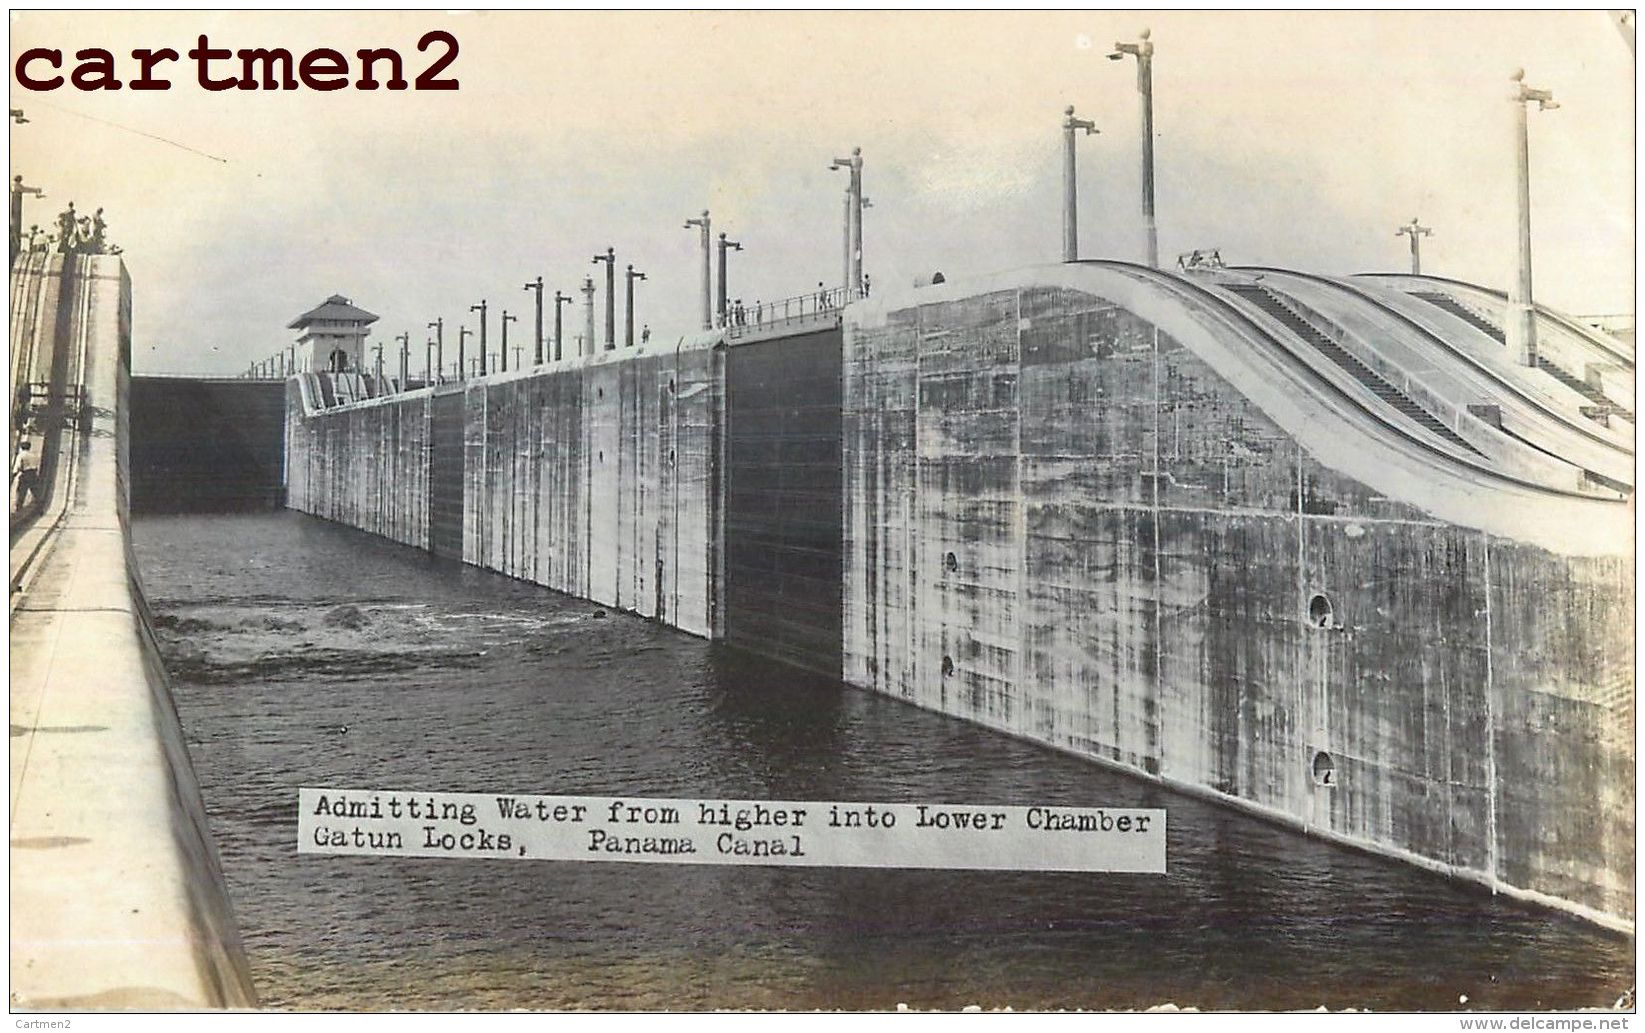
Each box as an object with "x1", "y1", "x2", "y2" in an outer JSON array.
[{"x1": 11, "y1": 438, "x2": 41, "y2": 512}]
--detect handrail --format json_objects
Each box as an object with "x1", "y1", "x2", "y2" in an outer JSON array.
[
  {"x1": 1231, "y1": 265, "x2": 1633, "y2": 457},
  {"x1": 1355, "y1": 271, "x2": 1635, "y2": 369},
  {"x1": 723, "y1": 285, "x2": 850, "y2": 332},
  {"x1": 1081, "y1": 259, "x2": 1623, "y2": 503}
]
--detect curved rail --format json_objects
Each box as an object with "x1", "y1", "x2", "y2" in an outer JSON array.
[
  {"x1": 1356, "y1": 271, "x2": 1633, "y2": 369},
  {"x1": 1230, "y1": 266, "x2": 1632, "y2": 459},
  {"x1": 1079, "y1": 259, "x2": 1625, "y2": 504}
]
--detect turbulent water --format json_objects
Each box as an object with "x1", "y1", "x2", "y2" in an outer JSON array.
[{"x1": 131, "y1": 511, "x2": 1632, "y2": 1012}]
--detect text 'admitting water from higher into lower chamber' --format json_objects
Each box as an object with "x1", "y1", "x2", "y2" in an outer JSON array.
[{"x1": 298, "y1": 789, "x2": 1167, "y2": 873}]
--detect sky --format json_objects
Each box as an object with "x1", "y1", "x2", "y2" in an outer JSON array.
[{"x1": 7, "y1": 10, "x2": 1635, "y2": 376}]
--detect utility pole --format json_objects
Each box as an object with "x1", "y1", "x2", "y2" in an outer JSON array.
[
  {"x1": 10, "y1": 175, "x2": 44, "y2": 267},
  {"x1": 553, "y1": 290, "x2": 572, "y2": 361},
  {"x1": 1396, "y1": 217, "x2": 1433, "y2": 275},
  {"x1": 1061, "y1": 105, "x2": 1099, "y2": 262},
  {"x1": 396, "y1": 331, "x2": 410, "y2": 391},
  {"x1": 1109, "y1": 29, "x2": 1158, "y2": 267},
  {"x1": 458, "y1": 326, "x2": 471, "y2": 381},
  {"x1": 830, "y1": 147, "x2": 865, "y2": 297},
  {"x1": 428, "y1": 318, "x2": 444, "y2": 383},
  {"x1": 716, "y1": 232, "x2": 743, "y2": 328},
  {"x1": 580, "y1": 276, "x2": 597, "y2": 358},
  {"x1": 684, "y1": 210, "x2": 713, "y2": 329},
  {"x1": 625, "y1": 265, "x2": 647, "y2": 347},
  {"x1": 1509, "y1": 68, "x2": 1557, "y2": 367},
  {"x1": 501, "y1": 310, "x2": 517, "y2": 371},
  {"x1": 470, "y1": 299, "x2": 488, "y2": 375},
  {"x1": 523, "y1": 275, "x2": 544, "y2": 364},
  {"x1": 591, "y1": 248, "x2": 617, "y2": 350}
]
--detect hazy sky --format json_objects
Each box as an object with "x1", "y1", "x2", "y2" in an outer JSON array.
[{"x1": 8, "y1": 10, "x2": 1634, "y2": 376}]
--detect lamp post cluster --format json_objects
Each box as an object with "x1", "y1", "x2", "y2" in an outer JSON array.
[
  {"x1": 1064, "y1": 29, "x2": 1157, "y2": 266},
  {"x1": 1064, "y1": 31, "x2": 1560, "y2": 370}
]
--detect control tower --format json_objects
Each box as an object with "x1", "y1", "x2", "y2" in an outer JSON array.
[{"x1": 289, "y1": 294, "x2": 378, "y2": 373}]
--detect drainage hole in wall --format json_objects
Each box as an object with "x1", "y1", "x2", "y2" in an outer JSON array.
[
  {"x1": 943, "y1": 551, "x2": 958, "y2": 573},
  {"x1": 1307, "y1": 593, "x2": 1335, "y2": 629},
  {"x1": 669, "y1": 448, "x2": 676, "y2": 465},
  {"x1": 598, "y1": 450, "x2": 604, "y2": 463},
  {"x1": 597, "y1": 387, "x2": 604, "y2": 399},
  {"x1": 1312, "y1": 750, "x2": 1336, "y2": 787},
  {"x1": 941, "y1": 655, "x2": 955, "y2": 678},
  {"x1": 669, "y1": 378, "x2": 676, "y2": 393}
]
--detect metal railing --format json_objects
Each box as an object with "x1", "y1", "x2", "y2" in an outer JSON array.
[{"x1": 723, "y1": 286, "x2": 850, "y2": 332}]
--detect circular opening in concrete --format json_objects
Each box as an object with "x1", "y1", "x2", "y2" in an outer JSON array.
[
  {"x1": 1308, "y1": 593, "x2": 1334, "y2": 629},
  {"x1": 941, "y1": 655, "x2": 955, "y2": 678},
  {"x1": 944, "y1": 551, "x2": 958, "y2": 573},
  {"x1": 1312, "y1": 750, "x2": 1336, "y2": 787}
]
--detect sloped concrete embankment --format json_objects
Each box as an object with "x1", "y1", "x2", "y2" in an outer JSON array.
[{"x1": 9, "y1": 254, "x2": 256, "y2": 1008}]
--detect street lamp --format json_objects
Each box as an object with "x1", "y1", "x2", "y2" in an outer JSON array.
[
  {"x1": 1395, "y1": 217, "x2": 1433, "y2": 275},
  {"x1": 1108, "y1": 28, "x2": 1158, "y2": 268},
  {"x1": 396, "y1": 331, "x2": 410, "y2": 391},
  {"x1": 523, "y1": 276, "x2": 544, "y2": 364},
  {"x1": 1509, "y1": 68, "x2": 1557, "y2": 368},
  {"x1": 625, "y1": 265, "x2": 647, "y2": 347},
  {"x1": 501, "y1": 310, "x2": 517, "y2": 371},
  {"x1": 830, "y1": 147, "x2": 864, "y2": 297},
  {"x1": 457, "y1": 326, "x2": 472, "y2": 380},
  {"x1": 470, "y1": 299, "x2": 488, "y2": 375},
  {"x1": 717, "y1": 232, "x2": 743, "y2": 328},
  {"x1": 592, "y1": 248, "x2": 616, "y2": 350},
  {"x1": 684, "y1": 210, "x2": 712, "y2": 329},
  {"x1": 1061, "y1": 105, "x2": 1098, "y2": 262},
  {"x1": 428, "y1": 318, "x2": 444, "y2": 384},
  {"x1": 553, "y1": 290, "x2": 572, "y2": 361}
]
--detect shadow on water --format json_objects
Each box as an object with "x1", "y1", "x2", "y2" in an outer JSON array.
[{"x1": 131, "y1": 511, "x2": 1634, "y2": 1012}]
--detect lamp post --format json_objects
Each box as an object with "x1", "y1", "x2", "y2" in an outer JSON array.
[
  {"x1": 523, "y1": 276, "x2": 544, "y2": 364},
  {"x1": 425, "y1": 336, "x2": 435, "y2": 385},
  {"x1": 1395, "y1": 217, "x2": 1433, "y2": 275},
  {"x1": 1509, "y1": 68, "x2": 1557, "y2": 368},
  {"x1": 1061, "y1": 105, "x2": 1099, "y2": 262},
  {"x1": 684, "y1": 210, "x2": 712, "y2": 329},
  {"x1": 553, "y1": 290, "x2": 572, "y2": 361},
  {"x1": 470, "y1": 300, "x2": 488, "y2": 375},
  {"x1": 10, "y1": 175, "x2": 44, "y2": 267},
  {"x1": 1108, "y1": 28, "x2": 1157, "y2": 267},
  {"x1": 580, "y1": 275, "x2": 597, "y2": 358},
  {"x1": 501, "y1": 310, "x2": 517, "y2": 372},
  {"x1": 592, "y1": 247, "x2": 616, "y2": 350},
  {"x1": 428, "y1": 318, "x2": 444, "y2": 383},
  {"x1": 396, "y1": 331, "x2": 410, "y2": 391},
  {"x1": 716, "y1": 232, "x2": 743, "y2": 328},
  {"x1": 457, "y1": 326, "x2": 471, "y2": 381},
  {"x1": 830, "y1": 147, "x2": 864, "y2": 297},
  {"x1": 625, "y1": 265, "x2": 647, "y2": 347}
]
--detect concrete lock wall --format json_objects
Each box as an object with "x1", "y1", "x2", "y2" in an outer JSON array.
[
  {"x1": 287, "y1": 333, "x2": 725, "y2": 638},
  {"x1": 841, "y1": 268, "x2": 1633, "y2": 929},
  {"x1": 9, "y1": 254, "x2": 257, "y2": 1008}
]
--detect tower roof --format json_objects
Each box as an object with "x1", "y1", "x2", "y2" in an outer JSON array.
[{"x1": 288, "y1": 294, "x2": 379, "y2": 330}]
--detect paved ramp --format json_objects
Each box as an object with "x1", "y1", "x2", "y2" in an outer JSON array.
[{"x1": 8, "y1": 255, "x2": 255, "y2": 1009}]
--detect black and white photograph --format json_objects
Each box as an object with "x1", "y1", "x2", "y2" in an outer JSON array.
[{"x1": 6, "y1": 9, "x2": 1636, "y2": 1018}]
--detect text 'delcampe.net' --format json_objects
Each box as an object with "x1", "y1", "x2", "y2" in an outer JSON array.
[{"x1": 298, "y1": 789, "x2": 1167, "y2": 873}]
